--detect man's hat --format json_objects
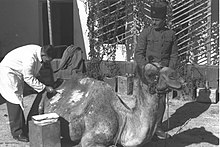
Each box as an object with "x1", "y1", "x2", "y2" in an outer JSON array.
[{"x1": 150, "y1": 1, "x2": 168, "y2": 19}]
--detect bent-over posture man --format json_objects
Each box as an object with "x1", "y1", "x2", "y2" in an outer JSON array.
[
  {"x1": 0, "y1": 44, "x2": 57, "y2": 142},
  {"x1": 135, "y1": 1, "x2": 178, "y2": 139}
]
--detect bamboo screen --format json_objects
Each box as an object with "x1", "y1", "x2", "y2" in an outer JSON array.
[{"x1": 87, "y1": 0, "x2": 219, "y2": 65}]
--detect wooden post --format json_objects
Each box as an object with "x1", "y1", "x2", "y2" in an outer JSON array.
[
  {"x1": 132, "y1": 1, "x2": 138, "y2": 62},
  {"x1": 125, "y1": 0, "x2": 133, "y2": 61},
  {"x1": 47, "y1": 0, "x2": 53, "y2": 45},
  {"x1": 205, "y1": 0, "x2": 212, "y2": 88},
  {"x1": 206, "y1": 0, "x2": 212, "y2": 65}
]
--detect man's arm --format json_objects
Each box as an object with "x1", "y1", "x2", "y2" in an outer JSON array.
[
  {"x1": 169, "y1": 31, "x2": 178, "y2": 69},
  {"x1": 134, "y1": 28, "x2": 149, "y2": 68},
  {"x1": 22, "y1": 57, "x2": 46, "y2": 92}
]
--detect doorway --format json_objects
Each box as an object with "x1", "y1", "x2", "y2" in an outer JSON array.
[{"x1": 40, "y1": 0, "x2": 73, "y2": 46}]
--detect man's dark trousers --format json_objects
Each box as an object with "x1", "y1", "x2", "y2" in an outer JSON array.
[{"x1": 6, "y1": 102, "x2": 26, "y2": 137}]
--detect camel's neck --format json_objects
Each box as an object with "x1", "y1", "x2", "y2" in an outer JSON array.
[
  {"x1": 135, "y1": 79, "x2": 160, "y2": 108},
  {"x1": 120, "y1": 79, "x2": 161, "y2": 146}
]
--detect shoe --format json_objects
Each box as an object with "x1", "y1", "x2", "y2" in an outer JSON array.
[
  {"x1": 13, "y1": 134, "x2": 29, "y2": 142},
  {"x1": 155, "y1": 128, "x2": 171, "y2": 140}
]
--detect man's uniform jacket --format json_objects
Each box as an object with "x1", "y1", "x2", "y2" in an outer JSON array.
[{"x1": 135, "y1": 26, "x2": 178, "y2": 71}]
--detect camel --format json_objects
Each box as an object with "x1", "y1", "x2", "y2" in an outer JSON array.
[{"x1": 38, "y1": 67, "x2": 183, "y2": 147}]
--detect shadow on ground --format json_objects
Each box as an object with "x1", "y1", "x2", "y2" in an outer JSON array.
[
  {"x1": 62, "y1": 126, "x2": 219, "y2": 147},
  {"x1": 144, "y1": 126, "x2": 219, "y2": 147},
  {"x1": 163, "y1": 101, "x2": 211, "y2": 132},
  {"x1": 143, "y1": 100, "x2": 218, "y2": 147}
]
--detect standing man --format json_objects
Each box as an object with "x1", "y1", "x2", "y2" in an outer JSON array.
[
  {"x1": 135, "y1": 1, "x2": 178, "y2": 139},
  {"x1": 0, "y1": 44, "x2": 57, "y2": 142}
]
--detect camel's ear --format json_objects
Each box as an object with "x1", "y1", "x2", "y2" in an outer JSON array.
[{"x1": 143, "y1": 64, "x2": 159, "y2": 84}]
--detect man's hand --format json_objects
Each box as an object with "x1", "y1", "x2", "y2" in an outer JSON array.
[
  {"x1": 45, "y1": 86, "x2": 57, "y2": 94},
  {"x1": 144, "y1": 63, "x2": 160, "y2": 75}
]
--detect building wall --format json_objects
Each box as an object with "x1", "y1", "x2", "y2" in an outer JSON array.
[
  {"x1": 74, "y1": 0, "x2": 87, "y2": 60},
  {"x1": 0, "y1": 0, "x2": 40, "y2": 57},
  {"x1": 0, "y1": 0, "x2": 87, "y2": 60},
  {"x1": 77, "y1": 0, "x2": 89, "y2": 59}
]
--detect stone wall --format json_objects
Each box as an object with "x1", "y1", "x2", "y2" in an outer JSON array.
[{"x1": 39, "y1": 59, "x2": 219, "y2": 101}]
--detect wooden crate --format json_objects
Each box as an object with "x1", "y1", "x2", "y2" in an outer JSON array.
[
  {"x1": 29, "y1": 120, "x2": 61, "y2": 147},
  {"x1": 117, "y1": 76, "x2": 134, "y2": 95}
]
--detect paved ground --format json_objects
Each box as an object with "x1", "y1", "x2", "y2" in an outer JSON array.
[{"x1": 0, "y1": 93, "x2": 219, "y2": 147}]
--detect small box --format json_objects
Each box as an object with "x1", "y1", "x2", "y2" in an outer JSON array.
[
  {"x1": 196, "y1": 88, "x2": 219, "y2": 103},
  {"x1": 117, "y1": 76, "x2": 134, "y2": 95},
  {"x1": 29, "y1": 119, "x2": 61, "y2": 147}
]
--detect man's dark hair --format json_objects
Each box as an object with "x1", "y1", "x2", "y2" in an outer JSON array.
[{"x1": 42, "y1": 45, "x2": 56, "y2": 59}]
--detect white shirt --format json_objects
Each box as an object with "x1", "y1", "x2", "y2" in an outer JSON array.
[
  {"x1": 1, "y1": 44, "x2": 46, "y2": 92},
  {"x1": 0, "y1": 44, "x2": 47, "y2": 109},
  {"x1": 0, "y1": 44, "x2": 48, "y2": 109}
]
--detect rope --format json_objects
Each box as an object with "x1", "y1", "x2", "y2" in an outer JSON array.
[
  {"x1": 166, "y1": 92, "x2": 171, "y2": 130},
  {"x1": 174, "y1": 118, "x2": 192, "y2": 135}
]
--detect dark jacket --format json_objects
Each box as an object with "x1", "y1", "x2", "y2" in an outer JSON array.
[{"x1": 134, "y1": 26, "x2": 178, "y2": 70}]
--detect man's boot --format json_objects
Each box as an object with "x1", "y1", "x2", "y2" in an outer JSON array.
[{"x1": 155, "y1": 94, "x2": 171, "y2": 140}]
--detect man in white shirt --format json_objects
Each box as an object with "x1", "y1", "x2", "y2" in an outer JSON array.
[{"x1": 0, "y1": 44, "x2": 57, "y2": 142}]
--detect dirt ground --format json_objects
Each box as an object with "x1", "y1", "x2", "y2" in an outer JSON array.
[{"x1": 0, "y1": 93, "x2": 219, "y2": 147}]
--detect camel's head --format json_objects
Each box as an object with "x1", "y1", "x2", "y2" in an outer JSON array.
[
  {"x1": 143, "y1": 65, "x2": 185, "y2": 94},
  {"x1": 157, "y1": 67, "x2": 185, "y2": 92}
]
